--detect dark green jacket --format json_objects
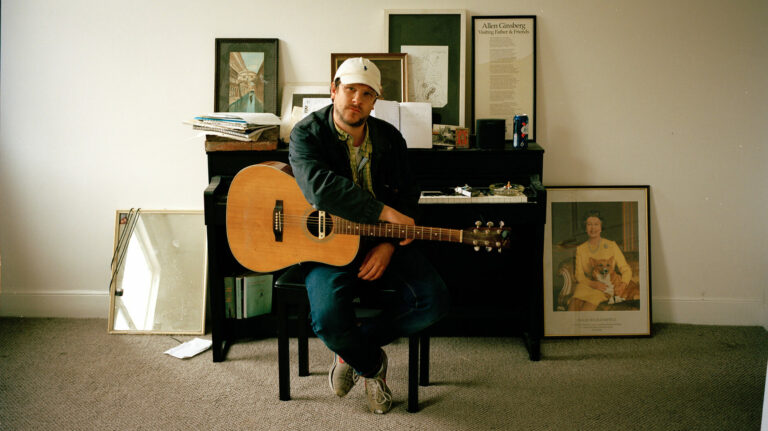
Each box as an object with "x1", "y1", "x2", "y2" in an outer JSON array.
[{"x1": 288, "y1": 104, "x2": 419, "y2": 225}]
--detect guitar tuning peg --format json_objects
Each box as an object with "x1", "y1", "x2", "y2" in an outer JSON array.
[
  {"x1": 474, "y1": 246, "x2": 480, "y2": 251},
  {"x1": 497, "y1": 248, "x2": 502, "y2": 253},
  {"x1": 499, "y1": 221, "x2": 505, "y2": 227},
  {"x1": 486, "y1": 221, "x2": 494, "y2": 228},
  {"x1": 485, "y1": 246, "x2": 493, "y2": 252},
  {"x1": 475, "y1": 220, "x2": 482, "y2": 227}
]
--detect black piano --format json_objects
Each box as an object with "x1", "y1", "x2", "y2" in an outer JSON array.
[{"x1": 204, "y1": 142, "x2": 546, "y2": 362}]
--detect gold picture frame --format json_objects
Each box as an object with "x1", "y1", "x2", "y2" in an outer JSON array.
[
  {"x1": 330, "y1": 53, "x2": 408, "y2": 103},
  {"x1": 544, "y1": 186, "x2": 652, "y2": 337}
]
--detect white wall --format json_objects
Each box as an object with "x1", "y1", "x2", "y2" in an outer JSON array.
[{"x1": 1, "y1": 0, "x2": 766, "y2": 327}]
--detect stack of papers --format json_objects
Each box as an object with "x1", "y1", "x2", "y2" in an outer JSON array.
[
  {"x1": 164, "y1": 338, "x2": 212, "y2": 359},
  {"x1": 186, "y1": 112, "x2": 281, "y2": 141}
]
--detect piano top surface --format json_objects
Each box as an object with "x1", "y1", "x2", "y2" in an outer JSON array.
[{"x1": 206, "y1": 142, "x2": 544, "y2": 187}]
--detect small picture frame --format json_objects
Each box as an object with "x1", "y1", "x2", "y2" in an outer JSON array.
[
  {"x1": 472, "y1": 16, "x2": 536, "y2": 140},
  {"x1": 215, "y1": 38, "x2": 279, "y2": 114},
  {"x1": 279, "y1": 83, "x2": 331, "y2": 142},
  {"x1": 544, "y1": 186, "x2": 652, "y2": 337},
  {"x1": 330, "y1": 53, "x2": 408, "y2": 103},
  {"x1": 432, "y1": 124, "x2": 468, "y2": 148}
]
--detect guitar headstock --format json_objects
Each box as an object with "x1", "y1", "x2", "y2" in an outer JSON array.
[{"x1": 462, "y1": 221, "x2": 512, "y2": 252}]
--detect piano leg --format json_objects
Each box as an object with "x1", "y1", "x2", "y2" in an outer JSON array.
[
  {"x1": 525, "y1": 222, "x2": 545, "y2": 362},
  {"x1": 207, "y1": 223, "x2": 229, "y2": 362},
  {"x1": 523, "y1": 332, "x2": 541, "y2": 361}
]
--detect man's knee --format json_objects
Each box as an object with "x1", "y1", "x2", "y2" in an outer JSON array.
[
  {"x1": 418, "y1": 279, "x2": 450, "y2": 328},
  {"x1": 310, "y1": 310, "x2": 357, "y2": 351}
]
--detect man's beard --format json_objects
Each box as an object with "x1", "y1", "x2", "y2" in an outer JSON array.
[{"x1": 334, "y1": 104, "x2": 367, "y2": 128}]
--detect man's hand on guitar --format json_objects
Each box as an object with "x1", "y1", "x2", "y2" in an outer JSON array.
[
  {"x1": 358, "y1": 242, "x2": 395, "y2": 281},
  {"x1": 379, "y1": 205, "x2": 415, "y2": 246}
]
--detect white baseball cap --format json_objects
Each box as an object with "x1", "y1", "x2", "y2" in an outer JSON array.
[{"x1": 333, "y1": 57, "x2": 382, "y2": 96}]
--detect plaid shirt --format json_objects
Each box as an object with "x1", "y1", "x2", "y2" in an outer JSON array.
[{"x1": 334, "y1": 123, "x2": 375, "y2": 197}]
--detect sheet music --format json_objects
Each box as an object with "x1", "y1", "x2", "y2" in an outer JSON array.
[
  {"x1": 371, "y1": 99, "x2": 400, "y2": 129},
  {"x1": 399, "y1": 102, "x2": 432, "y2": 149}
]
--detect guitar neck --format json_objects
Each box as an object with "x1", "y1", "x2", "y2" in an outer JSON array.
[{"x1": 333, "y1": 216, "x2": 463, "y2": 243}]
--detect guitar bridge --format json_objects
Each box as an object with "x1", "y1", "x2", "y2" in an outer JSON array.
[
  {"x1": 273, "y1": 200, "x2": 283, "y2": 242},
  {"x1": 318, "y1": 211, "x2": 326, "y2": 239}
]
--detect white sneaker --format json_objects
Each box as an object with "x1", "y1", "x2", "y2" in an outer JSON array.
[
  {"x1": 329, "y1": 354, "x2": 358, "y2": 397},
  {"x1": 364, "y1": 351, "x2": 392, "y2": 414}
]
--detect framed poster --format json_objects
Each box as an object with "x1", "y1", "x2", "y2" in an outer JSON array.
[
  {"x1": 215, "y1": 38, "x2": 279, "y2": 114},
  {"x1": 472, "y1": 16, "x2": 536, "y2": 141},
  {"x1": 331, "y1": 53, "x2": 408, "y2": 102},
  {"x1": 386, "y1": 9, "x2": 467, "y2": 126},
  {"x1": 544, "y1": 186, "x2": 652, "y2": 337}
]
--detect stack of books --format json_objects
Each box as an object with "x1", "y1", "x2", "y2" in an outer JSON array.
[
  {"x1": 224, "y1": 273, "x2": 273, "y2": 319},
  {"x1": 186, "y1": 112, "x2": 281, "y2": 142}
]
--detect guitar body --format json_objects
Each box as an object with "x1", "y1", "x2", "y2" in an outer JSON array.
[{"x1": 226, "y1": 162, "x2": 360, "y2": 272}]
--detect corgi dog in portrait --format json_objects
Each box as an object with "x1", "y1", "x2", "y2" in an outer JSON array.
[{"x1": 589, "y1": 256, "x2": 639, "y2": 304}]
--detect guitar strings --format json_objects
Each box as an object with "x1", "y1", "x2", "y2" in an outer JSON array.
[
  {"x1": 278, "y1": 214, "x2": 459, "y2": 231},
  {"x1": 278, "y1": 214, "x2": 502, "y2": 235},
  {"x1": 275, "y1": 214, "x2": 463, "y2": 240}
]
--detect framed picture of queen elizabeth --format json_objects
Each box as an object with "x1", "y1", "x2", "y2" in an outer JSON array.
[{"x1": 543, "y1": 186, "x2": 652, "y2": 337}]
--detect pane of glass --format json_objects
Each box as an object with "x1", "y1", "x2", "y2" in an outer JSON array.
[{"x1": 110, "y1": 211, "x2": 206, "y2": 334}]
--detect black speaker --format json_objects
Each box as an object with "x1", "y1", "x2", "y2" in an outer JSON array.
[{"x1": 475, "y1": 119, "x2": 505, "y2": 150}]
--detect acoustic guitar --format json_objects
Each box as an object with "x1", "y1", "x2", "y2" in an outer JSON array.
[{"x1": 226, "y1": 162, "x2": 512, "y2": 273}]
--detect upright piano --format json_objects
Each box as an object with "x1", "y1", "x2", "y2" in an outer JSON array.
[{"x1": 204, "y1": 143, "x2": 546, "y2": 362}]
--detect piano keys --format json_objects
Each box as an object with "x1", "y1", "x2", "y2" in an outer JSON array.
[{"x1": 419, "y1": 190, "x2": 528, "y2": 204}]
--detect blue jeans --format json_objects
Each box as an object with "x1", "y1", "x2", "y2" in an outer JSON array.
[{"x1": 304, "y1": 244, "x2": 449, "y2": 376}]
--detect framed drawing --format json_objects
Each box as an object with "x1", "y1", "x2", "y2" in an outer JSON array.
[
  {"x1": 331, "y1": 53, "x2": 408, "y2": 103},
  {"x1": 386, "y1": 9, "x2": 467, "y2": 126},
  {"x1": 215, "y1": 38, "x2": 279, "y2": 114},
  {"x1": 544, "y1": 186, "x2": 651, "y2": 337},
  {"x1": 472, "y1": 16, "x2": 536, "y2": 141},
  {"x1": 279, "y1": 83, "x2": 331, "y2": 142}
]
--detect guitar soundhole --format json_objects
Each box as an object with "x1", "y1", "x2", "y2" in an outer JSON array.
[{"x1": 306, "y1": 210, "x2": 334, "y2": 239}]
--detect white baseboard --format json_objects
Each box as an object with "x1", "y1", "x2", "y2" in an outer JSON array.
[
  {"x1": 652, "y1": 296, "x2": 765, "y2": 326},
  {"x1": 0, "y1": 290, "x2": 109, "y2": 318},
  {"x1": 0, "y1": 291, "x2": 764, "y2": 327},
  {"x1": 763, "y1": 302, "x2": 768, "y2": 332}
]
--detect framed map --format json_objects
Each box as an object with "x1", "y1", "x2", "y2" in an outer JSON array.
[
  {"x1": 386, "y1": 10, "x2": 467, "y2": 127},
  {"x1": 400, "y1": 45, "x2": 447, "y2": 107}
]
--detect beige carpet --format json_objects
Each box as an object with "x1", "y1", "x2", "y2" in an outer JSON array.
[{"x1": 0, "y1": 318, "x2": 766, "y2": 430}]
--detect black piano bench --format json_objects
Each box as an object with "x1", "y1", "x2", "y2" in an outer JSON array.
[{"x1": 274, "y1": 264, "x2": 431, "y2": 413}]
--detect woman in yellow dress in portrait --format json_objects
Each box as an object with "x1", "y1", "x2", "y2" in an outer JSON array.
[{"x1": 569, "y1": 211, "x2": 632, "y2": 311}]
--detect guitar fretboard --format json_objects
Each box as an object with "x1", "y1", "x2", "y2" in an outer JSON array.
[{"x1": 333, "y1": 217, "x2": 463, "y2": 243}]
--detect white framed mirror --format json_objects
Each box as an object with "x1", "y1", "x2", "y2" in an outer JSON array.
[{"x1": 108, "y1": 210, "x2": 207, "y2": 334}]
